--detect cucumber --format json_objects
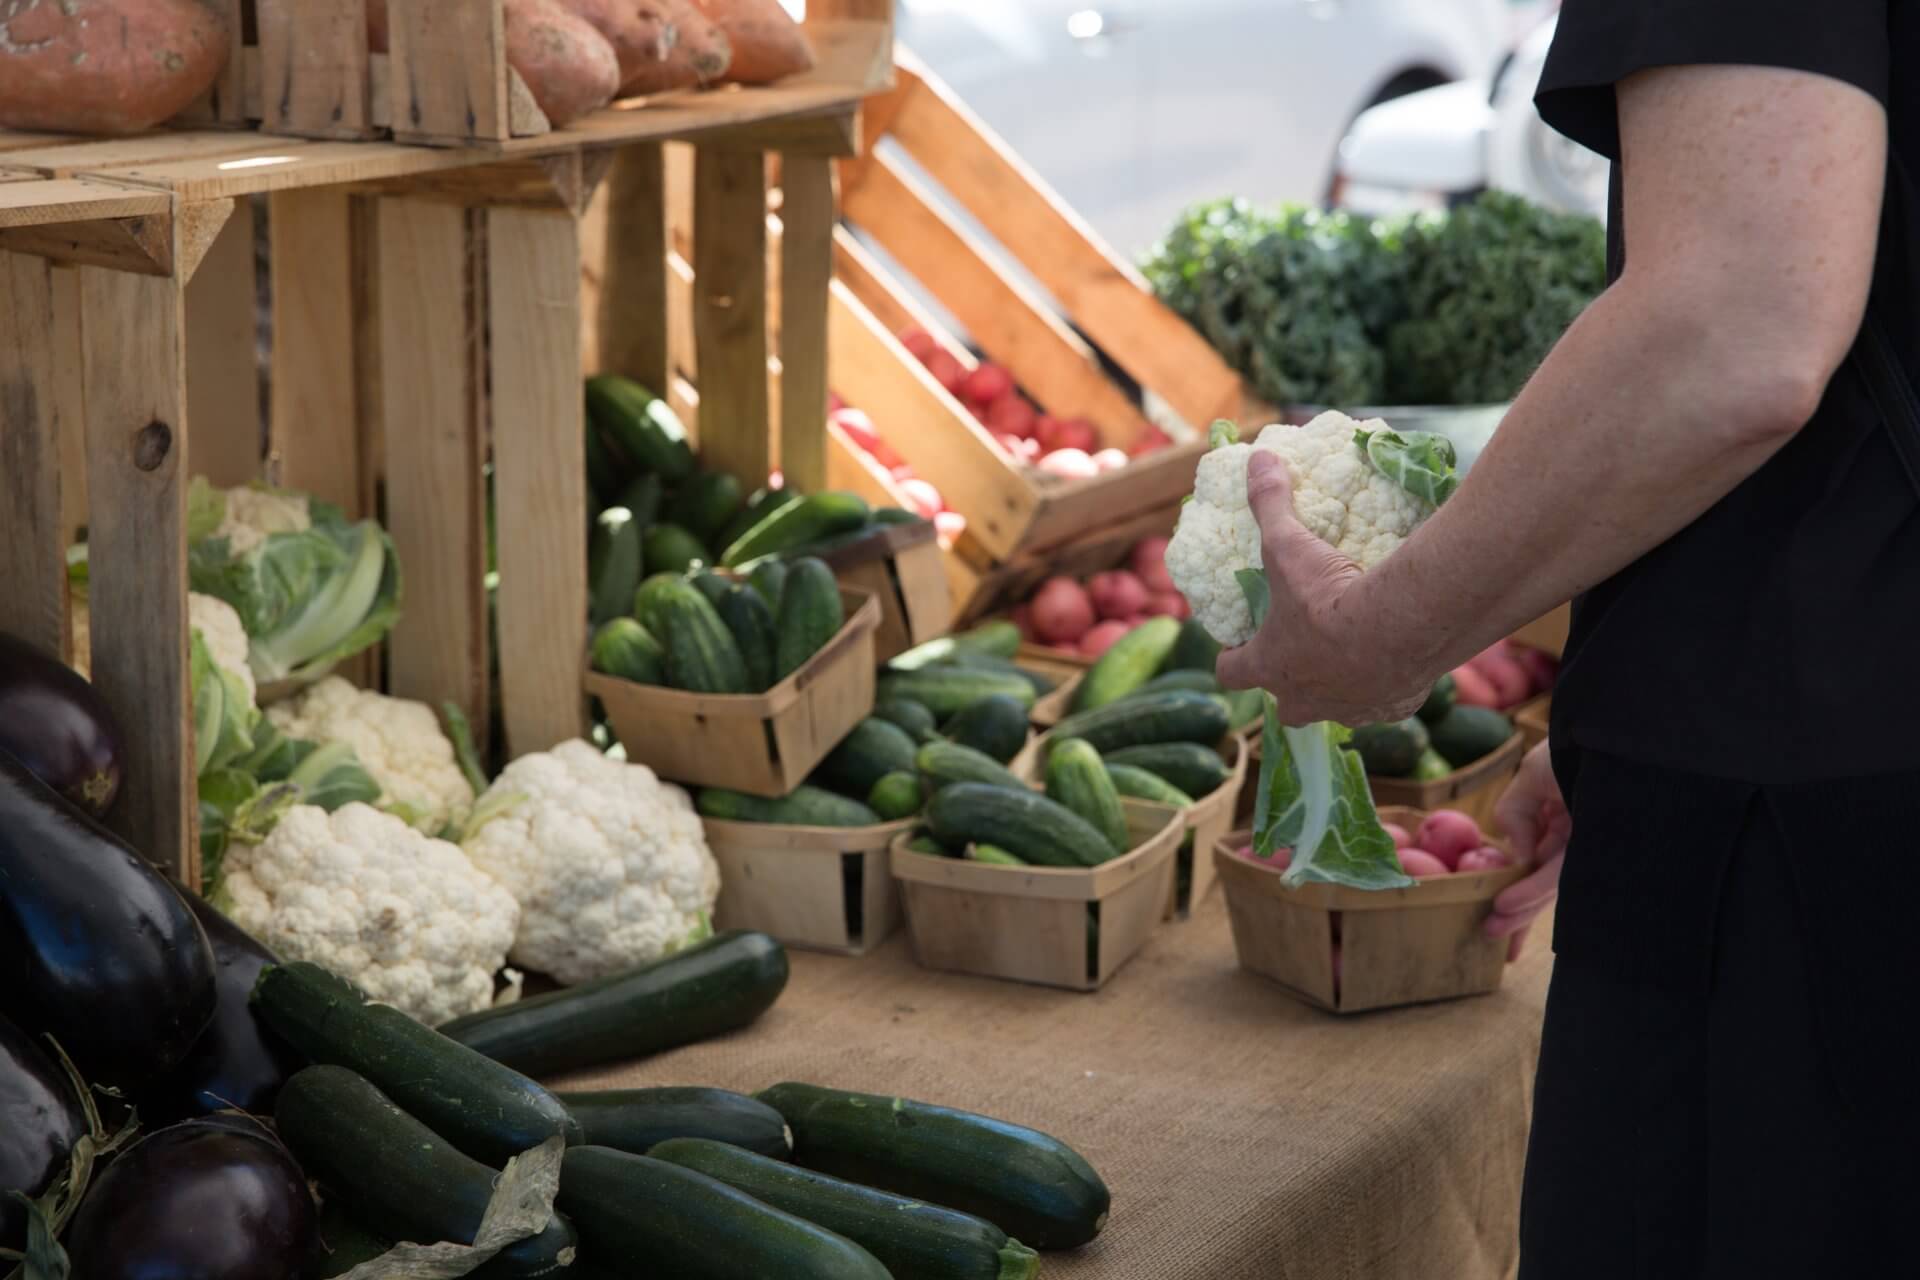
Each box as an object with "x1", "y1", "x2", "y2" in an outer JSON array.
[
  {"x1": 1416, "y1": 673, "x2": 1457, "y2": 726},
  {"x1": 926, "y1": 782, "x2": 1116, "y2": 869},
  {"x1": 1049, "y1": 690, "x2": 1230, "y2": 755},
  {"x1": 584, "y1": 417, "x2": 630, "y2": 507},
  {"x1": 878, "y1": 669, "x2": 1037, "y2": 719},
  {"x1": 1104, "y1": 743, "x2": 1232, "y2": 798},
  {"x1": 1166, "y1": 618, "x2": 1222, "y2": 672},
  {"x1": 666, "y1": 471, "x2": 743, "y2": 546},
  {"x1": 757, "y1": 1082, "x2": 1111, "y2": 1251},
  {"x1": 658, "y1": 581, "x2": 751, "y2": 694},
  {"x1": 915, "y1": 741, "x2": 1028, "y2": 793},
  {"x1": 697, "y1": 786, "x2": 880, "y2": 828},
  {"x1": 633, "y1": 571, "x2": 683, "y2": 637},
  {"x1": 585, "y1": 375, "x2": 695, "y2": 481},
  {"x1": 644, "y1": 523, "x2": 709, "y2": 575},
  {"x1": 775, "y1": 558, "x2": 845, "y2": 681},
  {"x1": 870, "y1": 506, "x2": 923, "y2": 527},
  {"x1": 1126, "y1": 669, "x2": 1220, "y2": 699},
  {"x1": 689, "y1": 570, "x2": 733, "y2": 609},
  {"x1": 1104, "y1": 764, "x2": 1194, "y2": 808},
  {"x1": 867, "y1": 771, "x2": 924, "y2": 821},
  {"x1": 617, "y1": 472, "x2": 665, "y2": 530},
  {"x1": 589, "y1": 507, "x2": 645, "y2": 627},
  {"x1": 815, "y1": 717, "x2": 920, "y2": 798},
  {"x1": 717, "y1": 585, "x2": 777, "y2": 692},
  {"x1": 439, "y1": 932, "x2": 789, "y2": 1078},
  {"x1": 719, "y1": 487, "x2": 801, "y2": 557},
  {"x1": 1413, "y1": 748, "x2": 1454, "y2": 782},
  {"x1": 1045, "y1": 738, "x2": 1128, "y2": 856},
  {"x1": 746, "y1": 559, "x2": 788, "y2": 613},
  {"x1": 942, "y1": 694, "x2": 1031, "y2": 764},
  {"x1": 276, "y1": 1066, "x2": 579, "y2": 1278},
  {"x1": 590, "y1": 617, "x2": 665, "y2": 685},
  {"x1": 723, "y1": 492, "x2": 870, "y2": 568},
  {"x1": 251, "y1": 963, "x2": 578, "y2": 1167},
  {"x1": 558, "y1": 1147, "x2": 891, "y2": 1280},
  {"x1": 874, "y1": 698, "x2": 939, "y2": 743},
  {"x1": 1349, "y1": 718, "x2": 1429, "y2": 778},
  {"x1": 887, "y1": 623, "x2": 1023, "y2": 673},
  {"x1": 905, "y1": 835, "x2": 951, "y2": 856},
  {"x1": 1426, "y1": 705, "x2": 1514, "y2": 767},
  {"x1": 936, "y1": 652, "x2": 1057, "y2": 696},
  {"x1": 557, "y1": 1087, "x2": 791, "y2": 1161},
  {"x1": 650, "y1": 1138, "x2": 1041, "y2": 1280},
  {"x1": 968, "y1": 844, "x2": 1028, "y2": 868},
  {"x1": 1071, "y1": 617, "x2": 1180, "y2": 711}
]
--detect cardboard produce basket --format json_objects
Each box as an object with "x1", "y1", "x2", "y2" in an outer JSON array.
[
  {"x1": 1367, "y1": 730, "x2": 1526, "y2": 831},
  {"x1": 1215, "y1": 808, "x2": 1530, "y2": 1013},
  {"x1": 891, "y1": 801, "x2": 1182, "y2": 991},
  {"x1": 807, "y1": 520, "x2": 952, "y2": 665},
  {"x1": 703, "y1": 816, "x2": 910, "y2": 956},
  {"x1": 587, "y1": 589, "x2": 880, "y2": 796}
]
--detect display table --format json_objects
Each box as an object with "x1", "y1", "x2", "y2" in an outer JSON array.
[{"x1": 558, "y1": 895, "x2": 1555, "y2": 1280}]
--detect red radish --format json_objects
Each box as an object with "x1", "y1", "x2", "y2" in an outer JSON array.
[
  {"x1": 986, "y1": 395, "x2": 1038, "y2": 439},
  {"x1": 1416, "y1": 810, "x2": 1484, "y2": 869},
  {"x1": 1514, "y1": 646, "x2": 1560, "y2": 694},
  {"x1": 1474, "y1": 651, "x2": 1533, "y2": 708},
  {"x1": 1458, "y1": 847, "x2": 1513, "y2": 873},
  {"x1": 899, "y1": 478, "x2": 944, "y2": 519},
  {"x1": 933, "y1": 511, "x2": 967, "y2": 542},
  {"x1": 890, "y1": 465, "x2": 916, "y2": 483},
  {"x1": 897, "y1": 326, "x2": 937, "y2": 362},
  {"x1": 1038, "y1": 448, "x2": 1100, "y2": 479},
  {"x1": 962, "y1": 363, "x2": 1014, "y2": 407},
  {"x1": 1146, "y1": 592, "x2": 1190, "y2": 620},
  {"x1": 1090, "y1": 448, "x2": 1129, "y2": 473},
  {"x1": 1129, "y1": 426, "x2": 1174, "y2": 457},
  {"x1": 1382, "y1": 822, "x2": 1412, "y2": 849},
  {"x1": 1398, "y1": 848, "x2": 1451, "y2": 878},
  {"x1": 1087, "y1": 571, "x2": 1151, "y2": 622},
  {"x1": 1449, "y1": 664, "x2": 1501, "y2": 709},
  {"x1": 1130, "y1": 536, "x2": 1175, "y2": 593},
  {"x1": 1031, "y1": 577, "x2": 1096, "y2": 645},
  {"x1": 1037, "y1": 416, "x2": 1099, "y2": 454},
  {"x1": 994, "y1": 432, "x2": 1041, "y2": 463},
  {"x1": 925, "y1": 351, "x2": 967, "y2": 396},
  {"x1": 1011, "y1": 603, "x2": 1037, "y2": 643},
  {"x1": 830, "y1": 407, "x2": 879, "y2": 452},
  {"x1": 1078, "y1": 619, "x2": 1132, "y2": 657}
]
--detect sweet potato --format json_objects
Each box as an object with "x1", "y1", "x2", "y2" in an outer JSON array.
[
  {"x1": 0, "y1": 0, "x2": 233, "y2": 135},
  {"x1": 619, "y1": 0, "x2": 731, "y2": 96},
  {"x1": 559, "y1": 0, "x2": 671, "y2": 87},
  {"x1": 690, "y1": 0, "x2": 812, "y2": 84},
  {"x1": 505, "y1": 0, "x2": 621, "y2": 126}
]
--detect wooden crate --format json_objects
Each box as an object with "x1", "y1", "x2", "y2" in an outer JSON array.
[
  {"x1": 891, "y1": 801, "x2": 1181, "y2": 991},
  {"x1": 588, "y1": 590, "x2": 881, "y2": 796},
  {"x1": 1214, "y1": 808, "x2": 1530, "y2": 1014},
  {"x1": 703, "y1": 815, "x2": 910, "y2": 955},
  {"x1": 805, "y1": 520, "x2": 951, "y2": 665},
  {"x1": 1234, "y1": 728, "x2": 1526, "y2": 833}
]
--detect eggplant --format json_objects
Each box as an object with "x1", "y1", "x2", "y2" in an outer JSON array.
[
  {"x1": 1, "y1": 1012, "x2": 86, "y2": 1250},
  {"x1": 0, "y1": 749, "x2": 217, "y2": 1091},
  {"x1": 0, "y1": 631, "x2": 123, "y2": 816},
  {"x1": 139, "y1": 887, "x2": 301, "y2": 1124},
  {"x1": 65, "y1": 1119, "x2": 316, "y2": 1280}
]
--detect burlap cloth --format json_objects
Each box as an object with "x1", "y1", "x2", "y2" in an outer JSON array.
[{"x1": 557, "y1": 895, "x2": 1555, "y2": 1280}]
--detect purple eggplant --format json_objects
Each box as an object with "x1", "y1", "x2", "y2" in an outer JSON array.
[
  {"x1": 0, "y1": 632, "x2": 123, "y2": 816},
  {"x1": 1, "y1": 1012, "x2": 85, "y2": 1250},
  {"x1": 65, "y1": 1119, "x2": 316, "y2": 1280},
  {"x1": 0, "y1": 749, "x2": 217, "y2": 1092}
]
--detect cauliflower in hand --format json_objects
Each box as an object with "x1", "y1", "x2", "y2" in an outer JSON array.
[
  {"x1": 463, "y1": 740, "x2": 720, "y2": 986},
  {"x1": 218, "y1": 802, "x2": 519, "y2": 1026},
  {"x1": 1166, "y1": 412, "x2": 1433, "y2": 648},
  {"x1": 266, "y1": 677, "x2": 475, "y2": 833}
]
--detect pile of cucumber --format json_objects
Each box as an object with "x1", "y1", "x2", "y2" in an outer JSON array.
[
  {"x1": 1067, "y1": 616, "x2": 1264, "y2": 731},
  {"x1": 1348, "y1": 674, "x2": 1516, "y2": 781}
]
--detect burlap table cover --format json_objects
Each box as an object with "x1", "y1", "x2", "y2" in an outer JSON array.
[{"x1": 557, "y1": 894, "x2": 1554, "y2": 1280}]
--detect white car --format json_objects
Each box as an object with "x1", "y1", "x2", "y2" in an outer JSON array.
[{"x1": 893, "y1": 0, "x2": 1554, "y2": 257}]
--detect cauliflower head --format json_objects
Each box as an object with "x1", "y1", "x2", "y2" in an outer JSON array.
[
  {"x1": 190, "y1": 592, "x2": 256, "y2": 705},
  {"x1": 463, "y1": 740, "x2": 720, "y2": 986},
  {"x1": 1167, "y1": 412, "x2": 1430, "y2": 648},
  {"x1": 219, "y1": 802, "x2": 519, "y2": 1025},
  {"x1": 215, "y1": 484, "x2": 312, "y2": 555},
  {"x1": 266, "y1": 677, "x2": 475, "y2": 832}
]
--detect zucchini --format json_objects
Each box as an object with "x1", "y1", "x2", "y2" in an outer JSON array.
[
  {"x1": 251, "y1": 963, "x2": 578, "y2": 1167},
  {"x1": 651, "y1": 1138, "x2": 1041, "y2": 1280},
  {"x1": 1044, "y1": 738, "x2": 1127, "y2": 856},
  {"x1": 559, "y1": 1146, "x2": 891, "y2": 1280},
  {"x1": 589, "y1": 617, "x2": 665, "y2": 686},
  {"x1": 878, "y1": 669, "x2": 1036, "y2": 719},
  {"x1": 1049, "y1": 690, "x2": 1229, "y2": 756},
  {"x1": 719, "y1": 487, "x2": 801, "y2": 557},
  {"x1": 439, "y1": 931, "x2": 789, "y2": 1079},
  {"x1": 1104, "y1": 763, "x2": 1194, "y2": 808},
  {"x1": 717, "y1": 585, "x2": 777, "y2": 692},
  {"x1": 1071, "y1": 616, "x2": 1180, "y2": 711},
  {"x1": 643, "y1": 522, "x2": 709, "y2": 575},
  {"x1": 276, "y1": 1066, "x2": 579, "y2": 1278},
  {"x1": 1166, "y1": 618, "x2": 1221, "y2": 672},
  {"x1": 666, "y1": 471, "x2": 744, "y2": 546},
  {"x1": 1103, "y1": 743, "x2": 1231, "y2": 798},
  {"x1": 304, "y1": 1200, "x2": 393, "y2": 1280},
  {"x1": 557, "y1": 1087, "x2": 790, "y2": 1160},
  {"x1": 588, "y1": 507, "x2": 644, "y2": 628},
  {"x1": 874, "y1": 697, "x2": 939, "y2": 743},
  {"x1": 867, "y1": 771, "x2": 924, "y2": 821},
  {"x1": 888, "y1": 621, "x2": 1024, "y2": 671},
  {"x1": 585, "y1": 375, "x2": 695, "y2": 481},
  {"x1": 915, "y1": 741, "x2": 1028, "y2": 793},
  {"x1": 757, "y1": 1082, "x2": 1112, "y2": 1251},
  {"x1": 774, "y1": 558, "x2": 845, "y2": 681},
  {"x1": 926, "y1": 782, "x2": 1115, "y2": 869},
  {"x1": 746, "y1": 559, "x2": 788, "y2": 613},
  {"x1": 657, "y1": 581, "x2": 751, "y2": 694},
  {"x1": 816, "y1": 717, "x2": 920, "y2": 797},
  {"x1": 968, "y1": 844, "x2": 1028, "y2": 868},
  {"x1": 723, "y1": 492, "x2": 870, "y2": 568},
  {"x1": 697, "y1": 785, "x2": 880, "y2": 828},
  {"x1": 941, "y1": 694, "x2": 1031, "y2": 764},
  {"x1": 617, "y1": 472, "x2": 665, "y2": 530}
]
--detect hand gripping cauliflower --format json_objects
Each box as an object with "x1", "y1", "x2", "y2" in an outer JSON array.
[
  {"x1": 1166, "y1": 412, "x2": 1431, "y2": 649},
  {"x1": 265, "y1": 676, "x2": 475, "y2": 833},
  {"x1": 462, "y1": 740, "x2": 721, "y2": 986}
]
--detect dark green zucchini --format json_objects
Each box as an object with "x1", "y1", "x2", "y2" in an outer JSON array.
[
  {"x1": 438, "y1": 931, "x2": 788, "y2": 1079},
  {"x1": 757, "y1": 1082, "x2": 1111, "y2": 1250},
  {"x1": 651, "y1": 1138, "x2": 1040, "y2": 1280},
  {"x1": 303, "y1": 1200, "x2": 393, "y2": 1280},
  {"x1": 557, "y1": 1087, "x2": 790, "y2": 1160},
  {"x1": 276, "y1": 1066, "x2": 578, "y2": 1278}
]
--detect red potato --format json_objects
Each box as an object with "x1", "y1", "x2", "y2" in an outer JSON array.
[
  {"x1": 1131, "y1": 537, "x2": 1175, "y2": 593},
  {"x1": 925, "y1": 351, "x2": 968, "y2": 397},
  {"x1": 1087, "y1": 571, "x2": 1150, "y2": 622},
  {"x1": 1449, "y1": 664, "x2": 1501, "y2": 709},
  {"x1": 0, "y1": 0, "x2": 233, "y2": 134},
  {"x1": 1130, "y1": 426, "x2": 1174, "y2": 457},
  {"x1": 986, "y1": 395, "x2": 1039, "y2": 440},
  {"x1": 1091, "y1": 448, "x2": 1130, "y2": 473},
  {"x1": 1038, "y1": 449, "x2": 1100, "y2": 480},
  {"x1": 1514, "y1": 646, "x2": 1560, "y2": 695},
  {"x1": 1031, "y1": 577, "x2": 1095, "y2": 645},
  {"x1": 1474, "y1": 651, "x2": 1533, "y2": 709},
  {"x1": 898, "y1": 479, "x2": 944, "y2": 519},
  {"x1": 1457, "y1": 847, "x2": 1513, "y2": 873},
  {"x1": 933, "y1": 511, "x2": 967, "y2": 543},
  {"x1": 897, "y1": 326, "x2": 938, "y2": 362},
  {"x1": 1468, "y1": 640, "x2": 1514, "y2": 667},
  {"x1": 620, "y1": 0, "x2": 732, "y2": 94},
  {"x1": 962, "y1": 364, "x2": 1014, "y2": 407},
  {"x1": 1236, "y1": 844, "x2": 1292, "y2": 869},
  {"x1": 1147, "y1": 592, "x2": 1191, "y2": 620},
  {"x1": 830, "y1": 407, "x2": 879, "y2": 453},
  {"x1": 1397, "y1": 848, "x2": 1451, "y2": 878},
  {"x1": 1382, "y1": 822, "x2": 1413, "y2": 849},
  {"x1": 1037, "y1": 415, "x2": 1100, "y2": 454},
  {"x1": 691, "y1": 0, "x2": 814, "y2": 84},
  {"x1": 1078, "y1": 620, "x2": 1133, "y2": 658},
  {"x1": 561, "y1": 0, "x2": 672, "y2": 86},
  {"x1": 1415, "y1": 810, "x2": 1484, "y2": 870},
  {"x1": 506, "y1": 0, "x2": 622, "y2": 126}
]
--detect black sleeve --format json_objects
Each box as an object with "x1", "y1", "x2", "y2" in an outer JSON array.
[{"x1": 1536, "y1": 0, "x2": 1890, "y2": 159}]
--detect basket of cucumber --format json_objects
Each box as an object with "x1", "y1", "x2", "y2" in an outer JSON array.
[
  {"x1": 698, "y1": 813, "x2": 913, "y2": 956},
  {"x1": 1026, "y1": 617, "x2": 1262, "y2": 735},
  {"x1": 803, "y1": 519, "x2": 954, "y2": 664}
]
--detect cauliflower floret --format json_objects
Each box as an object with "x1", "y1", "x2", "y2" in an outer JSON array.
[
  {"x1": 266, "y1": 676, "x2": 475, "y2": 832},
  {"x1": 219, "y1": 803, "x2": 519, "y2": 1025},
  {"x1": 1167, "y1": 412, "x2": 1430, "y2": 648},
  {"x1": 216, "y1": 485, "x2": 312, "y2": 555},
  {"x1": 189, "y1": 592, "x2": 256, "y2": 705},
  {"x1": 463, "y1": 740, "x2": 720, "y2": 986}
]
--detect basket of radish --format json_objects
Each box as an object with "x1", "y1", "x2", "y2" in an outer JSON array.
[
  {"x1": 1214, "y1": 806, "x2": 1529, "y2": 1013},
  {"x1": 1009, "y1": 536, "x2": 1187, "y2": 666}
]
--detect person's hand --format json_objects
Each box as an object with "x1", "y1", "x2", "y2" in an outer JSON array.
[
  {"x1": 1486, "y1": 740, "x2": 1570, "y2": 962},
  {"x1": 1217, "y1": 452, "x2": 1432, "y2": 725}
]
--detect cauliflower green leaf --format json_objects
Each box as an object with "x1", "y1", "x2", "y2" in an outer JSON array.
[{"x1": 1354, "y1": 427, "x2": 1459, "y2": 508}]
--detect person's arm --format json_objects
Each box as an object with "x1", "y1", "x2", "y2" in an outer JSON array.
[{"x1": 1220, "y1": 64, "x2": 1887, "y2": 718}]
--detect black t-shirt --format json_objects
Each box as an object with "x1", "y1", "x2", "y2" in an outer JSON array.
[{"x1": 1536, "y1": 0, "x2": 1920, "y2": 784}]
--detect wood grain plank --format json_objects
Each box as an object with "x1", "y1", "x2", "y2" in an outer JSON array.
[
  {"x1": 79, "y1": 265, "x2": 194, "y2": 878},
  {"x1": 52, "y1": 268, "x2": 87, "y2": 554},
  {"x1": 0, "y1": 133, "x2": 286, "y2": 178},
  {"x1": 777, "y1": 154, "x2": 834, "y2": 493},
  {"x1": 591, "y1": 145, "x2": 668, "y2": 386},
  {"x1": 257, "y1": 0, "x2": 375, "y2": 139},
  {"x1": 0, "y1": 179, "x2": 171, "y2": 228},
  {"x1": 185, "y1": 201, "x2": 261, "y2": 486},
  {"x1": 0, "y1": 253, "x2": 70, "y2": 657},
  {"x1": 692, "y1": 147, "x2": 772, "y2": 487},
  {"x1": 830, "y1": 226, "x2": 975, "y2": 370},
  {"x1": 268, "y1": 189, "x2": 363, "y2": 512},
  {"x1": 387, "y1": 0, "x2": 509, "y2": 145},
  {"x1": 488, "y1": 206, "x2": 588, "y2": 755}
]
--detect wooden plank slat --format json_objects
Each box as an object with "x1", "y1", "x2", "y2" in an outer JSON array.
[
  {"x1": 0, "y1": 179, "x2": 171, "y2": 229},
  {"x1": 387, "y1": 0, "x2": 509, "y2": 146},
  {"x1": 777, "y1": 154, "x2": 834, "y2": 493},
  {"x1": 0, "y1": 132, "x2": 286, "y2": 178},
  {"x1": 185, "y1": 201, "x2": 261, "y2": 486},
  {"x1": 269, "y1": 189, "x2": 364, "y2": 512},
  {"x1": 592, "y1": 145, "x2": 669, "y2": 386},
  {"x1": 52, "y1": 268, "x2": 87, "y2": 553},
  {"x1": 489, "y1": 206, "x2": 588, "y2": 755},
  {"x1": 84, "y1": 140, "x2": 478, "y2": 203},
  {"x1": 79, "y1": 265, "x2": 194, "y2": 878},
  {"x1": 375, "y1": 199, "x2": 488, "y2": 730},
  {"x1": 692, "y1": 147, "x2": 772, "y2": 487},
  {"x1": 831, "y1": 226, "x2": 976, "y2": 371},
  {"x1": 0, "y1": 216, "x2": 176, "y2": 276},
  {"x1": 257, "y1": 0, "x2": 376, "y2": 139},
  {"x1": 0, "y1": 253, "x2": 70, "y2": 658}
]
